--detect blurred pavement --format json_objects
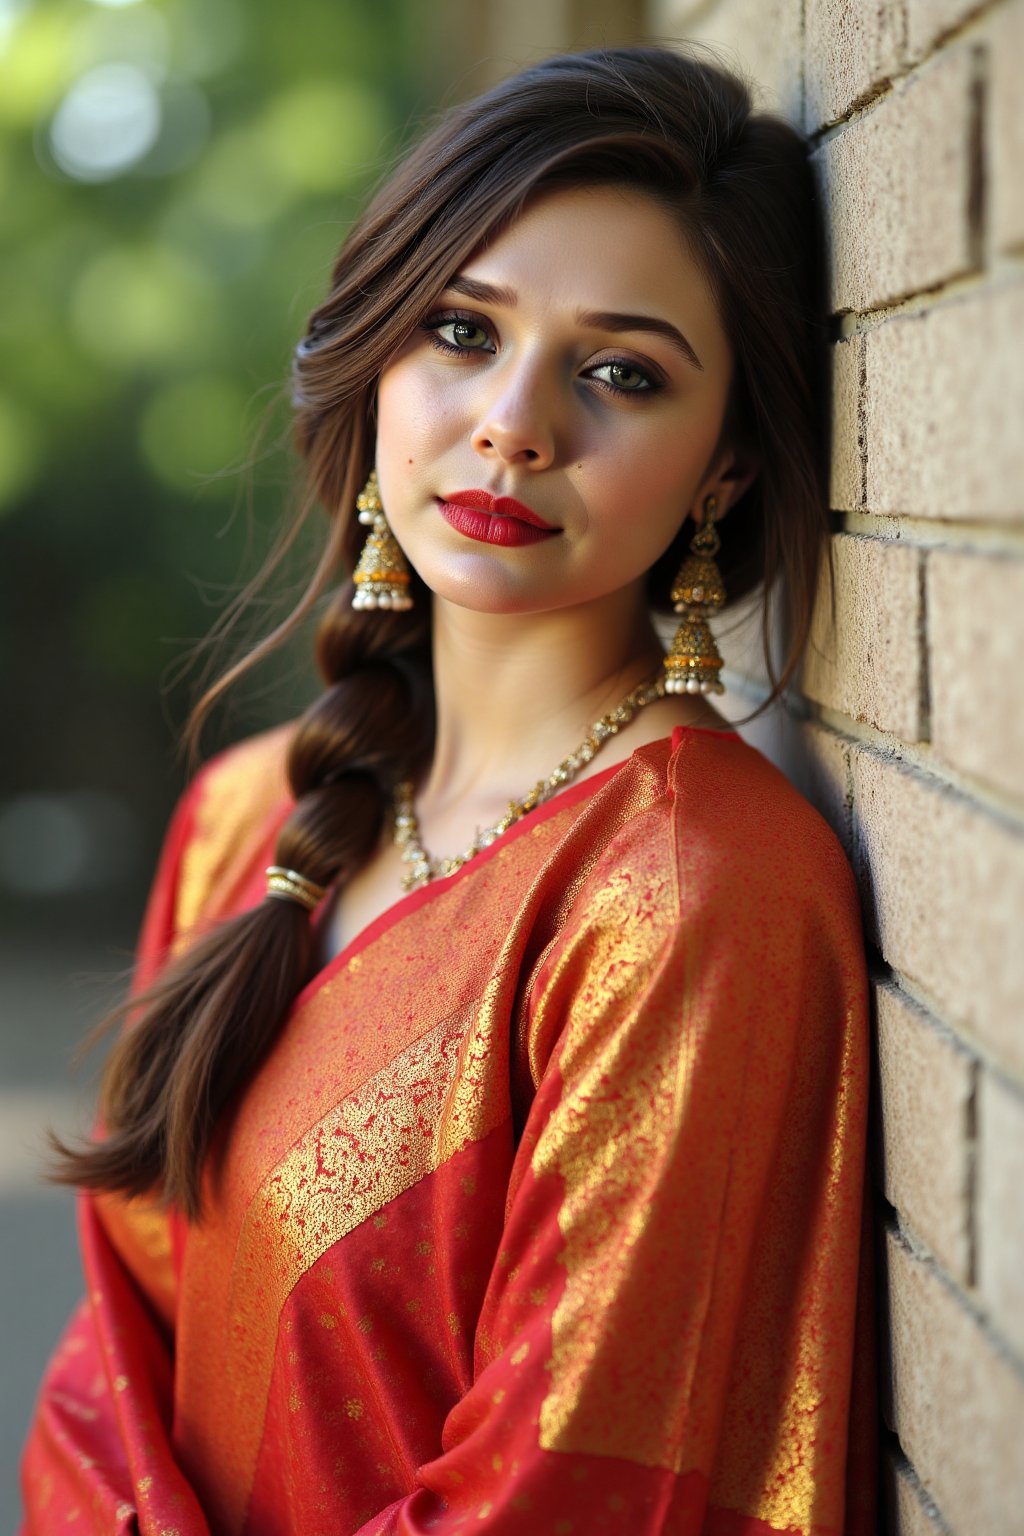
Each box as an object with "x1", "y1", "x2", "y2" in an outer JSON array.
[{"x1": 1, "y1": 937, "x2": 126, "y2": 1528}]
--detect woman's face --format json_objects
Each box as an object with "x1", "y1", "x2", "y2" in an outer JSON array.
[{"x1": 375, "y1": 184, "x2": 739, "y2": 617}]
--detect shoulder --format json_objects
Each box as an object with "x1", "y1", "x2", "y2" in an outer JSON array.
[
  {"x1": 528, "y1": 730, "x2": 867, "y2": 1098},
  {"x1": 542, "y1": 728, "x2": 867, "y2": 1065},
  {"x1": 586, "y1": 727, "x2": 861, "y2": 950},
  {"x1": 172, "y1": 722, "x2": 296, "y2": 935},
  {"x1": 190, "y1": 721, "x2": 294, "y2": 815},
  {"x1": 669, "y1": 727, "x2": 855, "y2": 883},
  {"x1": 669, "y1": 728, "x2": 864, "y2": 980}
]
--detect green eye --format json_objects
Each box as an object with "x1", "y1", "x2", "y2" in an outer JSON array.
[
  {"x1": 437, "y1": 319, "x2": 491, "y2": 350},
  {"x1": 595, "y1": 361, "x2": 650, "y2": 392},
  {"x1": 420, "y1": 313, "x2": 495, "y2": 356},
  {"x1": 451, "y1": 321, "x2": 489, "y2": 348}
]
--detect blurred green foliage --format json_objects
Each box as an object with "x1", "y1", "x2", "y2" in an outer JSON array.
[{"x1": 0, "y1": 0, "x2": 437, "y2": 932}]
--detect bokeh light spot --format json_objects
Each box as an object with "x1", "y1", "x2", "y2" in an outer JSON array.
[
  {"x1": 139, "y1": 375, "x2": 249, "y2": 495},
  {"x1": 70, "y1": 245, "x2": 221, "y2": 368},
  {"x1": 0, "y1": 791, "x2": 139, "y2": 895},
  {"x1": 0, "y1": 0, "x2": 30, "y2": 50},
  {"x1": 191, "y1": 124, "x2": 293, "y2": 228},
  {"x1": 261, "y1": 79, "x2": 389, "y2": 194},
  {"x1": 50, "y1": 62, "x2": 161, "y2": 181},
  {"x1": 0, "y1": 7, "x2": 74, "y2": 125}
]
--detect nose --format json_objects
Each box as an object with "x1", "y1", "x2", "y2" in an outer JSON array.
[{"x1": 469, "y1": 355, "x2": 558, "y2": 470}]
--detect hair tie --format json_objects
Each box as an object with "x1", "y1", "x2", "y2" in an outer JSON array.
[{"x1": 265, "y1": 866, "x2": 328, "y2": 913}]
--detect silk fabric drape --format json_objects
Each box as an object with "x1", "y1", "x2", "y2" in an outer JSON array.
[{"x1": 20, "y1": 725, "x2": 876, "y2": 1534}]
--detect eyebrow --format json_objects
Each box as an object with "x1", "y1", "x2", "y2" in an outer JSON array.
[{"x1": 444, "y1": 275, "x2": 704, "y2": 373}]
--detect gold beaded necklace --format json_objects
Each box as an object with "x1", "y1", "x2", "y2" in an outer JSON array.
[{"x1": 392, "y1": 673, "x2": 666, "y2": 893}]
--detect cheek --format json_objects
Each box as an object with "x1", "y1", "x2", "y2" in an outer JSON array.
[
  {"x1": 375, "y1": 363, "x2": 432, "y2": 469},
  {"x1": 376, "y1": 362, "x2": 417, "y2": 451},
  {"x1": 585, "y1": 407, "x2": 718, "y2": 537}
]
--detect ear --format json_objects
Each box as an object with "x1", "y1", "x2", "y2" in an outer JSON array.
[{"x1": 691, "y1": 451, "x2": 760, "y2": 524}]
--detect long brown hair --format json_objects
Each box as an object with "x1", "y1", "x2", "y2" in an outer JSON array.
[{"x1": 53, "y1": 45, "x2": 831, "y2": 1218}]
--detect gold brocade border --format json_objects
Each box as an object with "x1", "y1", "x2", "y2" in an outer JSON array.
[
  {"x1": 530, "y1": 736, "x2": 868, "y2": 1534},
  {"x1": 708, "y1": 998, "x2": 866, "y2": 1532},
  {"x1": 189, "y1": 982, "x2": 513, "y2": 1535},
  {"x1": 530, "y1": 863, "x2": 715, "y2": 1471},
  {"x1": 173, "y1": 809, "x2": 593, "y2": 1531}
]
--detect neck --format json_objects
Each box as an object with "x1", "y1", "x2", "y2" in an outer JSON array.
[{"x1": 420, "y1": 584, "x2": 664, "y2": 812}]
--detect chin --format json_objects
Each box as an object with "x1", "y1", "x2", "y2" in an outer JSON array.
[
  {"x1": 433, "y1": 584, "x2": 546, "y2": 618},
  {"x1": 419, "y1": 554, "x2": 563, "y2": 615}
]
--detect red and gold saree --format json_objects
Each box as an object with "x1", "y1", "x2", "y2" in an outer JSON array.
[{"x1": 20, "y1": 724, "x2": 876, "y2": 1534}]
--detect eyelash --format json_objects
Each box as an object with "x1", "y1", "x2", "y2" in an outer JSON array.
[{"x1": 418, "y1": 310, "x2": 664, "y2": 398}]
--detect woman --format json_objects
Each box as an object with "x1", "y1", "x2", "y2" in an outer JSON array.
[{"x1": 21, "y1": 46, "x2": 875, "y2": 1535}]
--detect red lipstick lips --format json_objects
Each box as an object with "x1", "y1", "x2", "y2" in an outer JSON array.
[
  {"x1": 447, "y1": 489, "x2": 557, "y2": 529},
  {"x1": 437, "y1": 489, "x2": 561, "y2": 548}
]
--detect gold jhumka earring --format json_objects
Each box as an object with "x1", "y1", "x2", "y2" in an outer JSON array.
[
  {"x1": 351, "y1": 470, "x2": 414, "y2": 612},
  {"x1": 663, "y1": 493, "x2": 727, "y2": 696}
]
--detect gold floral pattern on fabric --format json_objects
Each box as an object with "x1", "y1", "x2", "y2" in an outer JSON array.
[
  {"x1": 20, "y1": 730, "x2": 874, "y2": 1534},
  {"x1": 187, "y1": 999, "x2": 511, "y2": 1533},
  {"x1": 175, "y1": 810, "x2": 592, "y2": 1535},
  {"x1": 530, "y1": 858, "x2": 715, "y2": 1469},
  {"x1": 529, "y1": 736, "x2": 868, "y2": 1535},
  {"x1": 708, "y1": 990, "x2": 867, "y2": 1532}
]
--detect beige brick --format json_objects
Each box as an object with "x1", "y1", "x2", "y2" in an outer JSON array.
[
  {"x1": 989, "y1": 2, "x2": 1024, "y2": 254},
  {"x1": 803, "y1": 534, "x2": 924, "y2": 738},
  {"x1": 875, "y1": 983, "x2": 972, "y2": 1280},
  {"x1": 884, "y1": 1229, "x2": 1024, "y2": 1536},
  {"x1": 977, "y1": 1070, "x2": 1024, "y2": 1360},
  {"x1": 852, "y1": 749, "x2": 1024, "y2": 1073},
  {"x1": 655, "y1": 0, "x2": 803, "y2": 119},
  {"x1": 830, "y1": 335, "x2": 863, "y2": 511},
  {"x1": 864, "y1": 283, "x2": 1024, "y2": 520},
  {"x1": 804, "y1": 0, "x2": 905, "y2": 130},
  {"x1": 883, "y1": 1451, "x2": 953, "y2": 1536},
  {"x1": 927, "y1": 551, "x2": 1024, "y2": 802},
  {"x1": 907, "y1": 0, "x2": 987, "y2": 61},
  {"x1": 813, "y1": 45, "x2": 978, "y2": 312},
  {"x1": 795, "y1": 721, "x2": 853, "y2": 857}
]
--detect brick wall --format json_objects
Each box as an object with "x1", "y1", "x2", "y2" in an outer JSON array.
[{"x1": 649, "y1": 0, "x2": 1024, "y2": 1528}]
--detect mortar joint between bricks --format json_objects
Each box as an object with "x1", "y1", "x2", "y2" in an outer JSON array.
[
  {"x1": 813, "y1": 706, "x2": 1024, "y2": 834},
  {"x1": 966, "y1": 42, "x2": 986, "y2": 270},
  {"x1": 798, "y1": 0, "x2": 806, "y2": 133},
  {"x1": 884, "y1": 1191, "x2": 1024, "y2": 1385},
  {"x1": 839, "y1": 511, "x2": 1024, "y2": 555},
  {"x1": 831, "y1": 265, "x2": 997, "y2": 331},
  {"x1": 912, "y1": 0, "x2": 1007, "y2": 68},
  {"x1": 964, "y1": 1059, "x2": 979, "y2": 1290},
  {"x1": 883, "y1": 1209, "x2": 966, "y2": 1299},
  {"x1": 916, "y1": 553, "x2": 931, "y2": 743},
  {"x1": 882, "y1": 1435, "x2": 956, "y2": 1536},
  {"x1": 855, "y1": 333, "x2": 867, "y2": 510},
  {"x1": 809, "y1": 2, "x2": 1005, "y2": 147}
]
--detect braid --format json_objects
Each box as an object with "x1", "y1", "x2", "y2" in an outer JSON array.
[
  {"x1": 50, "y1": 579, "x2": 434, "y2": 1220},
  {"x1": 275, "y1": 585, "x2": 433, "y2": 892}
]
